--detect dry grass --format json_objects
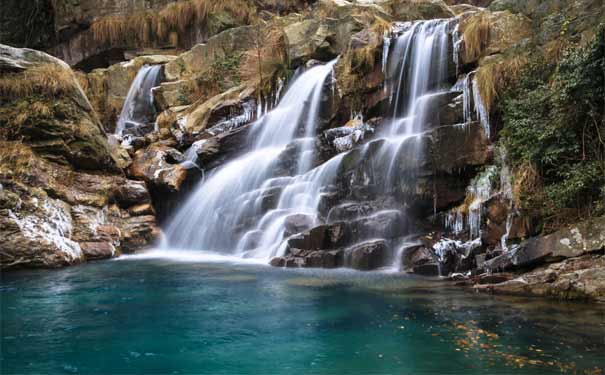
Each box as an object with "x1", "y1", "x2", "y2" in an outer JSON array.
[
  {"x1": 543, "y1": 38, "x2": 571, "y2": 62},
  {"x1": 512, "y1": 162, "x2": 542, "y2": 208},
  {"x1": 91, "y1": 0, "x2": 256, "y2": 48},
  {"x1": 0, "y1": 63, "x2": 77, "y2": 99},
  {"x1": 475, "y1": 55, "x2": 528, "y2": 112},
  {"x1": 460, "y1": 12, "x2": 491, "y2": 62}
]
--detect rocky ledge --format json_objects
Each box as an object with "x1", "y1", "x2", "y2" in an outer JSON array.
[{"x1": 0, "y1": 45, "x2": 159, "y2": 269}]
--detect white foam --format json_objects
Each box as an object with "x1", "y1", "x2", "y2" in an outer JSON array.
[{"x1": 116, "y1": 249, "x2": 270, "y2": 265}]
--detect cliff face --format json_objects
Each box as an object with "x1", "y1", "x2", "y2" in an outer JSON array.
[
  {"x1": 0, "y1": 0, "x2": 603, "y2": 301},
  {"x1": 1, "y1": 0, "x2": 315, "y2": 70}
]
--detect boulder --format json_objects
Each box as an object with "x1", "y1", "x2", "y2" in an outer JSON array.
[
  {"x1": 413, "y1": 263, "x2": 440, "y2": 276},
  {"x1": 284, "y1": 19, "x2": 341, "y2": 65},
  {"x1": 128, "y1": 145, "x2": 188, "y2": 193},
  {"x1": 484, "y1": 216, "x2": 605, "y2": 273},
  {"x1": 284, "y1": 214, "x2": 317, "y2": 237},
  {"x1": 305, "y1": 250, "x2": 344, "y2": 269},
  {"x1": 182, "y1": 85, "x2": 256, "y2": 135},
  {"x1": 116, "y1": 215, "x2": 159, "y2": 254},
  {"x1": 113, "y1": 180, "x2": 152, "y2": 208},
  {"x1": 128, "y1": 203, "x2": 156, "y2": 216},
  {"x1": 0, "y1": 44, "x2": 118, "y2": 171},
  {"x1": 346, "y1": 239, "x2": 389, "y2": 271},
  {"x1": 287, "y1": 222, "x2": 349, "y2": 251},
  {"x1": 475, "y1": 254, "x2": 605, "y2": 302},
  {"x1": 401, "y1": 244, "x2": 437, "y2": 271},
  {"x1": 164, "y1": 26, "x2": 257, "y2": 81},
  {"x1": 0, "y1": 191, "x2": 84, "y2": 268},
  {"x1": 80, "y1": 242, "x2": 116, "y2": 261}
]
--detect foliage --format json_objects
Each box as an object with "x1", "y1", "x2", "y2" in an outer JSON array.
[{"x1": 501, "y1": 26, "x2": 605, "y2": 227}]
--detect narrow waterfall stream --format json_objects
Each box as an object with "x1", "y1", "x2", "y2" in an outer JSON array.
[
  {"x1": 163, "y1": 18, "x2": 459, "y2": 267},
  {"x1": 115, "y1": 65, "x2": 162, "y2": 136}
]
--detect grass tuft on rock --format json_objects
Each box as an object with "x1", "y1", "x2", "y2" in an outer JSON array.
[
  {"x1": 0, "y1": 64, "x2": 77, "y2": 100},
  {"x1": 460, "y1": 12, "x2": 490, "y2": 63},
  {"x1": 90, "y1": 0, "x2": 256, "y2": 49}
]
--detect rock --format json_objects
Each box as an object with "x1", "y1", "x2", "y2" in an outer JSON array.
[
  {"x1": 128, "y1": 203, "x2": 156, "y2": 216},
  {"x1": 0, "y1": 192, "x2": 84, "y2": 268},
  {"x1": 153, "y1": 80, "x2": 195, "y2": 110},
  {"x1": 284, "y1": 214, "x2": 317, "y2": 237},
  {"x1": 165, "y1": 26, "x2": 257, "y2": 81},
  {"x1": 474, "y1": 273, "x2": 514, "y2": 284},
  {"x1": 386, "y1": 0, "x2": 454, "y2": 20},
  {"x1": 401, "y1": 245, "x2": 437, "y2": 271},
  {"x1": 128, "y1": 145, "x2": 188, "y2": 193},
  {"x1": 346, "y1": 239, "x2": 389, "y2": 271},
  {"x1": 113, "y1": 180, "x2": 151, "y2": 208},
  {"x1": 475, "y1": 254, "x2": 605, "y2": 302},
  {"x1": 433, "y1": 238, "x2": 483, "y2": 276},
  {"x1": 413, "y1": 263, "x2": 440, "y2": 276},
  {"x1": 284, "y1": 19, "x2": 341, "y2": 65},
  {"x1": 305, "y1": 250, "x2": 344, "y2": 269},
  {"x1": 287, "y1": 222, "x2": 349, "y2": 251},
  {"x1": 0, "y1": 45, "x2": 119, "y2": 171},
  {"x1": 117, "y1": 215, "x2": 159, "y2": 254},
  {"x1": 484, "y1": 216, "x2": 605, "y2": 273},
  {"x1": 183, "y1": 85, "x2": 256, "y2": 135},
  {"x1": 270, "y1": 257, "x2": 286, "y2": 267},
  {"x1": 80, "y1": 242, "x2": 116, "y2": 261}
]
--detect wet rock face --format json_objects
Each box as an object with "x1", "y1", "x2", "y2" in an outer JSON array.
[
  {"x1": 400, "y1": 245, "x2": 437, "y2": 272},
  {"x1": 346, "y1": 240, "x2": 390, "y2": 271}
]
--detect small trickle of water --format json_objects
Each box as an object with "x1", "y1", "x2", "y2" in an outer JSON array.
[{"x1": 116, "y1": 65, "x2": 163, "y2": 136}]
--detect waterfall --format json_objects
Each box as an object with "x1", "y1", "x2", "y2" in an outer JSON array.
[
  {"x1": 115, "y1": 65, "x2": 163, "y2": 136},
  {"x1": 162, "y1": 18, "x2": 458, "y2": 267},
  {"x1": 370, "y1": 19, "x2": 455, "y2": 193},
  {"x1": 162, "y1": 60, "x2": 338, "y2": 256}
]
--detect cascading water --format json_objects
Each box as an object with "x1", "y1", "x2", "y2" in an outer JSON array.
[
  {"x1": 115, "y1": 65, "x2": 162, "y2": 136},
  {"x1": 163, "y1": 60, "x2": 338, "y2": 257},
  {"x1": 163, "y1": 18, "x2": 461, "y2": 267}
]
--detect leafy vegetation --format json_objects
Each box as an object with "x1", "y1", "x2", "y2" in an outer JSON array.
[{"x1": 500, "y1": 26, "x2": 605, "y2": 229}]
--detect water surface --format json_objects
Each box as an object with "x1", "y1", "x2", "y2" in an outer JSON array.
[{"x1": 2, "y1": 251, "x2": 604, "y2": 374}]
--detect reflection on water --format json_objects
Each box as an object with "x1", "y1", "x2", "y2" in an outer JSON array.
[{"x1": 1, "y1": 258, "x2": 604, "y2": 374}]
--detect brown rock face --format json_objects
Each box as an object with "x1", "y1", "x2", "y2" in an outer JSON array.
[
  {"x1": 128, "y1": 145, "x2": 188, "y2": 193},
  {"x1": 475, "y1": 254, "x2": 605, "y2": 303},
  {"x1": 0, "y1": 46, "x2": 159, "y2": 269}
]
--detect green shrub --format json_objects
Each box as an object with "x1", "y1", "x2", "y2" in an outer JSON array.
[{"x1": 501, "y1": 25, "x2": 605, "y2": 225}]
